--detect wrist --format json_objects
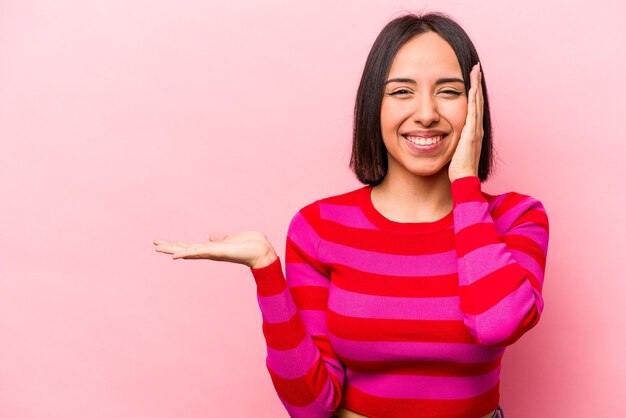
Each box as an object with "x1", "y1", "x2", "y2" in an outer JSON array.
[
  {"x1": 250, "y1": 251, "x2": 278, "y2": 269},
  {"x1": 451, "y1": 172, "x2": 478, "y2": 182},
  {"x1": 450, "y1": 174, "x2": 484, "y2": 206}
]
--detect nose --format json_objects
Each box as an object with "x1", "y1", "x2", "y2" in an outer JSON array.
[{"x1": 411, "y1": 94, "x2": 440, "y2": 126}]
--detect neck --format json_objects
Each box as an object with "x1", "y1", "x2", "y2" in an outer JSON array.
[{"x1": 372, "y1": 166, "x2": 453, "y2": 223}]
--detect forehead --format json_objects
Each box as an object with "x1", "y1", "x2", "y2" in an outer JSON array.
[{"x1": 388, "y1": 32, "x2": 461, "y2": 77}]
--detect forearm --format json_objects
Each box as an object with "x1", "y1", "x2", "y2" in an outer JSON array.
[
  {"x1": 251, "y1": 256, "x2": 343, "y2": 417},
  {"x1": 451, "y1": 176, "x2": 549, "y2": 346}
]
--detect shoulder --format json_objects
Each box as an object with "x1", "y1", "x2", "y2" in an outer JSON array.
[
  {"x1": 293, "y1": 186, "x2": 368, "y2": 217},
  {"x1": 483, "y1": 186, "x2": 549, "y2": 234},
  {"x1": 287, "y1": 186, "x2": 368, "y2": 230}
]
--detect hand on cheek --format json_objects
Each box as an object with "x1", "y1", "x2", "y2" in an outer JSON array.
[{"x1": 448, "y1": 63, "x2": 484, "y2": 183}]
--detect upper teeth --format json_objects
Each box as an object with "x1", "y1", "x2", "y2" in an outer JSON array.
[{"x1": 405, "y1": 135, "x2": 444, "y2": 145}]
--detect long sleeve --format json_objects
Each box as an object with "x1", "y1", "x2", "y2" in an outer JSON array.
[
  {"x1": 451, "y1": 175, "x2": 550, "y2": 346},
  {"x1": 250, "y1": 203, "x2": 344, "y2": 417}
]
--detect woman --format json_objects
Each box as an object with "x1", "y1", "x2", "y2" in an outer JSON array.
[{"x1": 153, "y1": 12, "x2": 549, "y2": 418}]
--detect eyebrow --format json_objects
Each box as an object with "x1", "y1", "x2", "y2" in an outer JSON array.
[{"x1": 385, "y1": 77, "x2": 465, "y2": 85}]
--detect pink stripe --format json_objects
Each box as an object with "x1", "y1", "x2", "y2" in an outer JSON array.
[
  {"x1": 266, "y1": 339, "x2": 321, "y2": 379},
  {"x1": 257, "y1": 289, "x2": 297, "y2": 324},
  {"x1": 471, "y1": 281, "x2": 539, "y2": 345},
  {"x1": 460, "y1": 243, "x2": 545, "y2": 288},
  {"x1": 488, "y1": 193, "x2": 508, "y2": 212},
  {"x1": 510, "y1": 249, "x2": 545, "y2": 285},
  {"x1": 328, "y1": 335, "x2": 505, "y2": 363},
  {"x1": 319, "y1": 203, "x2": 378, "y2": 229},
  {"x1": 299, "y1": 310, "x2": 327, "y2": 336},
  {"x1": 458, "y1": 243, "x2": 516, "y2": 286},
  {"x1": 288, "y1": 211, "x2": 320, "y2": 259},
  {"x1": 347, "y1": 364, "x2": 501, "y2": 399},
  {"x1": 327, "y1": 284, "x2": 462, "y2": 320},
  {"x1": 286, "y1": 262, "x2": 330, "y2": 288},
  {"x1": 534, "y1": 283, "x2": 544, "y2": 314},
  {"x1": 320, "y1": 241, "x2": 457, "y2": 276},
  {"x1": 508, "y1": 225, "x2": 549, "y2": 252},
  {"x1": 453, "y1": 201, "x2": 492, "y2": 231},
  {"x1": 494, "y1": 197, "x2": 543, "y2": 232}
]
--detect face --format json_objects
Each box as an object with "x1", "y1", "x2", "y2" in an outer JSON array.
[{"x1": 380, "y1": 31, "x2": 468, "y2": 180}]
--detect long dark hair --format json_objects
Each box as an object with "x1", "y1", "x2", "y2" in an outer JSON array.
[{"x1": 349, "y1": 12, "x2": 496, "y2": 185}]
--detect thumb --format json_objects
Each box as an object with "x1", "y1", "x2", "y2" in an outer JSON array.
[{"x1": 207, "y1": 232, "x2": 228, "y2": 242}]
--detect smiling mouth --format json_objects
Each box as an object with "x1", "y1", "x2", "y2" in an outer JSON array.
[{"x1": 402, "y1": 134, "x2": 446, "y2": 145}]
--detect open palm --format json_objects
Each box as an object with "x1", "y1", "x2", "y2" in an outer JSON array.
[{"x1": 153, "y1": 231, "x2": 277, "y2": 269}]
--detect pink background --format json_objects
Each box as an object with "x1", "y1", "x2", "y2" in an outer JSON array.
[{"x1": 1, "y1": 0, "x2": 624, "y2": 416}]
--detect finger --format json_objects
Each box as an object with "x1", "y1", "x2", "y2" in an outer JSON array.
[
  {"x1": 155, "y1": 241, "x2": 188, "y2": 255},
  {"x1": 155, "y1": 246, "x2": 178, "y2": 255},
  {"x1": 153, "y1": 239, "x2": 173, "y2": 253},
  {"x1": 465, "y1": 81, "x2": 477, "y2": 128},
  {"x1": 474, "y1": 64, "x2": 480, "y2": 101},
  {"x1": 173, "y1": 251, "x2": 196, "y2": 260},
  {"x1": 476, "y1": 67, "x2": 484, "y2": 138},
  {"x1": 469, "y1": 64, "x2": 480, "y2": 126},
  {"x1": 473, "y1": 65, "x2": 479, "y2": 117},
  {"x1": 153, "y1": 239, "x2": 176, "y2": 246},
  {"x1": 172, "y1": 242, "x2": 226, "y2": 260},
  {"x1": 173, "y1": 251, "x2": 194, "y2": 260},
  {"x1": 470, "y1": 63, "x2": 478, "y2": 89},
  {"x1": 172, "y1": 246, "x2": 200, "y2": 260}
]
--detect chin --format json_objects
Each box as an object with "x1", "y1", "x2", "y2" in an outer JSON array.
[{"x1": 405, "y1": 166, "x2": 447, "y2": 179}]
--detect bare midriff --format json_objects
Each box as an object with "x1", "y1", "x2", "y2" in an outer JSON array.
[{"x1": 334, "y1": 407, "x2": 497, "y2": 418}]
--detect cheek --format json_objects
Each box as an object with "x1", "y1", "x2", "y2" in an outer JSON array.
[
  {"x1": 439, "y1": 100, "x2": 468, "y2": 130},
  {"x1": 380, "y1": 100, "x2": 410, "y2": 132}
]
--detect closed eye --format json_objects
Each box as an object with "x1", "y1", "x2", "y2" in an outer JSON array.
[
  {"x1": 386, "y1": 89, "x2": 463, "y2": 97},
  {"x1": 440, "y1": 90, "x2": 463, "y2": 97},
  {"x1": 386, "y1": 89, "x2": 412, "y2": 96}
]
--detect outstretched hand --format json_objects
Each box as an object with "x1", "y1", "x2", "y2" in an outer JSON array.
[
  {"x1": 448, "y1": 62, "x2": 484, "y2": 183},
  {"x1": 153, "y1": 231, "x2": 278, "y2": 269}
]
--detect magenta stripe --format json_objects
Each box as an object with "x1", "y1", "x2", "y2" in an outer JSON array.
[
  {"x1": 257, "y1": 289, "x2": 297, "y2": 324},
  {"x1": 320, "y1": 241, "x2": 457, "y2": 276},
  {"x1": 510, "y1": 249, "x2": 545, "y2": 284},
  {"x1": 488, "y1": 193, "x2": 508, "y2": 212},
  {"x1": 471, "y1": 281, "x2": 539, "y2": 345},
  {"x1": 507, "y1": 225, "x2": 549, "y2": 252},
  {"x1": 267, "y1": 339, "x2": 321, "y2": 379},
  {"x1": 453, "y1": 201, "x2": 492, "y2": 231},
  {"x1": 346, "y1": 364, "x2": 501, "y2": 399},
  {"x1": 328, "y1": 335, "x2": 505, "y2": 363},
  {"x1": 530, "y1": 282, "x2": 544, "y2": 315},
  {"x1": 319, "y1": 203, "x2": 378, "y2": 229},
  {"x1": 327, "y1": 284, "x2": 462, "y2": 321},
  {"x1": 285, "y1": 262, "x2": 330, "y2": 288},
  {"x1": 458, "y1": 243, "x2": 516, "y2": 286},
  {"x1": 299, "y1": 310, "x2": 328, "y2": 336},
  {"x1": 494, "y1": 197, "x2": 543, "y2": 231},
  {"x1": 288, "y1": 212, "x2": 320, "y2": 260}
]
